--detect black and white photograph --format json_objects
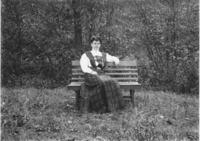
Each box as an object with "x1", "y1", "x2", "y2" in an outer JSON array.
[{"x1": 1, "y1": 0, "x2": 199, "y2": 140}]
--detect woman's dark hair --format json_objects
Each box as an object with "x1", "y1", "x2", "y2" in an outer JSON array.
[{"x1": 90, "y1": 35, "x2": 102, "y2": 43}]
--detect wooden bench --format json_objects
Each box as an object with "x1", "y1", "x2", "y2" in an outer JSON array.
[{"x1": 68, "y1": 60, "x2": 141, "y2": 107}]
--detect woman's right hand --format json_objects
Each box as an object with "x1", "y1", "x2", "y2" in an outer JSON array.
[{"x1": 91, "y1": 71, "x2": 98, "y2": 75}]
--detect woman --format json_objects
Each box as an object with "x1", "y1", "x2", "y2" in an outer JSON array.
[{"x1": 79, "y1": 36, "x2": 124, "y2": 113}]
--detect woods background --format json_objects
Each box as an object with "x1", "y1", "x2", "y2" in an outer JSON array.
[{"x1": 2, "y1": 0, "x2": 199, "y2": 94}]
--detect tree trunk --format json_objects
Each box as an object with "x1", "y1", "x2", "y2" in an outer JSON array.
[{"x1": 72, "y1": 0, "x2": 82, "y2": 50}]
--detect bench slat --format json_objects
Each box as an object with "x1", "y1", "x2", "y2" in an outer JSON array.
[
  {"x1": 72, "y1": 68, "x2": 138, "y2": 72},
  {"x1": 68, "y1": 82, "x2": 141, "y2": 90},
  {"x1": 71, "y1": 77, "x2": 138, "y2": 81},
  {"x1": 68, "y1": 82, "x2": 141, "y2": 86},
  {"x1": 72, "y1": 60, "x2": 137, "y2": 67},
  {"x1": 72, "y1": 72, "x2": 138, "y2": 76}
]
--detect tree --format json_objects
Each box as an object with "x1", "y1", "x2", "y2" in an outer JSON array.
[{"x1": 132, "y1": 0, "x2": 199, "y2": 93}]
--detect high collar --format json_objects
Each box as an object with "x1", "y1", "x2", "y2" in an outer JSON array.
[
  {"x1": 91, "y1": 49, "x2": 100, "y2": 54},
  {"x1": 90, "y1": 50, "x2": 102, "y2": 57}
]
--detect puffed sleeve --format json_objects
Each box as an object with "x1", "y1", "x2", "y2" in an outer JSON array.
[
  {"x1": 106, "y1": 53, "x2": 120, "y2": 65},
  {"x1": 80, "y1": 53, "x2": 96, "y2": 74}
]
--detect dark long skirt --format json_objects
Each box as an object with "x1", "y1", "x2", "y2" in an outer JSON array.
[{"x1": 79, "y1": 73, "x2": 124, "y2": 113}]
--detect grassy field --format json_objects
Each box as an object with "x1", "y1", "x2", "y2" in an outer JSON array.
[{"x1": 1, "y1": 88, "x2": 199, "y2": 141}]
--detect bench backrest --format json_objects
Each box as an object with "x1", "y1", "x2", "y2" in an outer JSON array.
[{"x1": 71, "y1": 60, "x2": 139, "y2": 83}]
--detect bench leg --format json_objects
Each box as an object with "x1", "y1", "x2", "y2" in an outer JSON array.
[
  {"x1": 75, "y1": 90, "x2": 80, "y2": 110},
  {"x1": 130, "y1": 89, "x2": 135, "y2": 107}
]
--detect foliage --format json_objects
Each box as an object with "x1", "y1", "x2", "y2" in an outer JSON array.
[
  {"x1": 1, "y1": 88, "x2": 199, "y2": 140},
  {"x1": 133, "y1": 0, "x2": 199, "y2": 94},
  {"x1": 2, "y1": 0, "x2": 74, "y2": 87},
  {"x1": 1, "y1": 0, "x2": 199, "y2": 94}
]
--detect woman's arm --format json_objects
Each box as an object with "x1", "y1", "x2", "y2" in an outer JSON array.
[
  {"x1": 106, "y1": 53, "x2": 120, "y2": 65},
  {"x1": 80, "y1": 54, "x2": 97, "y2": 75}
]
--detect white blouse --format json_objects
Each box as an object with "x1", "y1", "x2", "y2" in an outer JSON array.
[{"x1": 80, "y1": 50, "x2": 120, "y2": 74}]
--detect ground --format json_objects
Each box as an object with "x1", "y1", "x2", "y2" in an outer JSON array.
[{"x1": 1, "y1": 88, "x2": 199, "y2": 141}]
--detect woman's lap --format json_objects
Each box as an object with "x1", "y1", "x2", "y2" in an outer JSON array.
[{"x1": 80, "y1": 73, "x2": 124, "y2": 113}]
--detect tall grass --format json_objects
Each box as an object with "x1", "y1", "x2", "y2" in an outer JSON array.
[{"x1": 1, "y1": 88, "x2": 199, "y2": 141}]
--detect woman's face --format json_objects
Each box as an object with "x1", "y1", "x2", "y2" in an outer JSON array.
[{"x1": 91, "y1": 40, "x2": 101, "y2": 51}]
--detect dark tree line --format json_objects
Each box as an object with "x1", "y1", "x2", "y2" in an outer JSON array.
[{"x1": 2, "y1": 0, "x2": 199, "y2": 94}]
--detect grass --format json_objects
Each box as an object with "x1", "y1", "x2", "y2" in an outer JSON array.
[{"x1": 1, "y1": 87, "x2": 199, "y2": 141}]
